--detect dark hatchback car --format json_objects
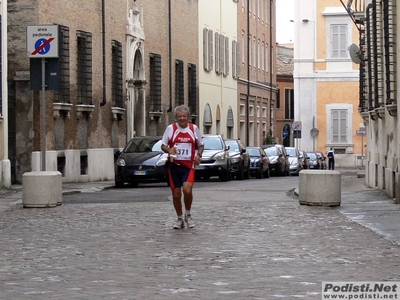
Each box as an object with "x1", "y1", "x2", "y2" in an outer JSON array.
[
  {"x1": 263, "y1": 144, "x2": 289, "y2": 176},
  {"x1": 306, "y1": 151, "x2": 321, "y2": 169},
  {"x1": 224, "y1": 139, "x2": 250, "y2": 180},
  {"x1": 247, "y1": 146, "x2": 270, "y2": 179},
  {"x1": 264, "y1": 146, "x2": 286, "y2": 176},
  {"x1": 114, "y1": 136, "x2": 169, "y2": 187}
]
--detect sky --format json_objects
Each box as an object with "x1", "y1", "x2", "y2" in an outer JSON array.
[{"x1": 276, "y1": 0, "x2": 295, "y2": 44}]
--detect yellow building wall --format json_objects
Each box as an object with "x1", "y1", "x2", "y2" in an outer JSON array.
[{"x1": 316, "y1": 81, "x2": 364, "y2": 154}]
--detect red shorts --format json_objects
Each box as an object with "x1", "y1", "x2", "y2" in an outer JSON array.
[{"x1": 168, "y1": 163, "x2": 195, "y2": 189}]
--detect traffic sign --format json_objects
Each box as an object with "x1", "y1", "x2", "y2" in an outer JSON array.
[
  {"x1": 310, "y1": 128, "x2": 319, "y2": 137},
  {"x1": 292, "y1": 121, "x2": 302, "y2": 131},
  {"x1": 27, "y1": 25, "x2": 59, "y2": 58},
  {"x1": 356, "y1": 130, "x2": 367, "y2": 134}
]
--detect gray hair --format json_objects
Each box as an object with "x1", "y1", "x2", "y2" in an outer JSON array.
[{"x1": 174, "y1": 105, "x2": 190, "y2": 117}]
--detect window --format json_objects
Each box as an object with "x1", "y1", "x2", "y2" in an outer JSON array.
[
  {"x1": 111, "y1": 40, "x2": 123, "y2": 108},
  {"x1": 331, "y1": 109, "x2": 348, "y2": 143},
  {"x1": 188, "y1": 63, "x2": 197, "y2": 115},
  {"x1": 331, "y1": 24, "x2": 348, "y2": 58},
  {"x1": 224, "y1": 36, "x2": 229, "y2": 76},
  {"x1": 54, "y1": 25, "x2": 70, "y2": 103},
  {"x1": 215, "y1": 32, "x2": 220, "y2": 73},
  {"x1": 76, "y1": 30, "x2": 92, "y2": 105},
  {"x1": 203, "y1": 28, "x2": 214, "y2": 71},
  {"x1": 232, "y1": 40, "x2": 240, "y2": 79},
  {"x1": 249, "y1": 35, "x2": 252, "y2": 66},
  {"x1": 284, "y1": 88, "x2": 294, "y2": 119},
  {"x1": 242, "y1": 31, "x2": 246, "y2": 63},
  {"x1": 149, "y1": 53, "x2": 162, "y2": 112},
  {"x1": 175, "y1": 59, "x2": 184, "y2": 106}
]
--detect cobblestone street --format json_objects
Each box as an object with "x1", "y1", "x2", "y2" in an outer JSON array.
[{"x1": 0, "y1": 169, "x2": 399, "y2": 299}]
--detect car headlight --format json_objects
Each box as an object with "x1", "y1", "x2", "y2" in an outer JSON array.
[
  {"x1": 213, "y1": 152, "x2": 226, "y2": 160},
  {"x1": 116, "y1": 158, "x2": 126, "y2": 167},
  {"x1": 230, "y1": 157, "x2": 241, "y2": 163},
  {"x1": 156, "y1": 157, "x2": 168, "y2": 167},
  {"x1": 269, "y1": 157, "x2": 278, "y2": 164}
]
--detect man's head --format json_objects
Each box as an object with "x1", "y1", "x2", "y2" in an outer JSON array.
[{"x1": 174, "y1": 105, "x2": 190, "y2": 127}]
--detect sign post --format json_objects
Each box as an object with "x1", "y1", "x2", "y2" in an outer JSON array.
[{"x1": 27, "y1": 25, "x2": 59, "y2": 171}]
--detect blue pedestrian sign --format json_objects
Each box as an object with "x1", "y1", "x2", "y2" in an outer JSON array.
[{"x1": 26, "y1": 25, "x2": 59, "y2": 58}]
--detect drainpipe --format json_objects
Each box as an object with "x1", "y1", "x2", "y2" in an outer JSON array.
[
  {"x1": 100, "y1": 0, "x2": 107, "y2": 106},
  {"x1": 167, "y1": 0, "x2": 172, "y2": 112},
  {"x1": 246, "y1": 0, "x2": 250, "y2": 145},
  {"x1": 269, "y1": 0, "x2": 273, "y2": 138}
]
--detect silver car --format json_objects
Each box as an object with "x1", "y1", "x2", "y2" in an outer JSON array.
[
  {"x1": 286, "y1": 147, "x2": 303, "y2": 176},
  {"x1": 195, "y1": 134, "x2": 231, "y2": 181}
]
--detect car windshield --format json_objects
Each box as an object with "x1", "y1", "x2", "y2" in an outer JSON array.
[
  {"x1": 286, "y1": 148, "x2": 297, "y2": 157},
  {"x1": 124, "y1": 138, "x2": 162, "y2": 153},
  {"x1": 248, "y1": 148, "x2": 261, "y2": 157},
  {"x1": 203, "y1": 137, "x2": 223, "y2": 150},
  {"x1": 265, "y1": 147, "x2": 278, "y2": 156},
  {"x1": 307, "y1": 153, "x2": 317, "y2": 159},
  {"x1": 225, "y1": 141, "x2": 239, "y2": 151}
]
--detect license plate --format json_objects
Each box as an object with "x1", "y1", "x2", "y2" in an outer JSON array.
[
  {"x1": 195, "y1": 165, "x2": 205, "y2": 170},
  {"x1": 134, "y1": 170, "x2": 147, "y2": 175}
]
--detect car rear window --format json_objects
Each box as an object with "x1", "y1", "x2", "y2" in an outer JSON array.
[
  {"x1": 225, "y1": 141, "x2": 239, "y2": 151},
  {"x1": 248, "y1": 148, "x2": 261, "y2": 157}
]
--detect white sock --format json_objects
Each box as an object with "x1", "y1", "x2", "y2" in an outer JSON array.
[
  {"x1": 178, "y1": 215, "x2": 183, "y2": 220},
  {"x1": 185, "y1": 210, "x2": 191, "y2": 216}
]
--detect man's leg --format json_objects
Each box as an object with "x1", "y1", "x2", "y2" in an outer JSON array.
[
  {"x1": 172, "y1": 187, "x2": 183, "y2": 216},
  {"x1": 182, "y1": 182, "x2": 194, "y2": 211}
]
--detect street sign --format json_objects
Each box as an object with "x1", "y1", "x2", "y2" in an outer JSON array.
[
  {"x1": 310, "y1": 128, "x2": 319, "y2": 137},
  {"x1": 356, "y1": 130, "x2": 367, "y2": 134},
  {"x1": 27, "y1": 25, "x2": 59, "y2": 58},
  {"x1": 292, "y1": 121, "x2": 302, "y2": 131},
  {"x1": 293, "y1": 130, "x2": 302, "y2": 138}
]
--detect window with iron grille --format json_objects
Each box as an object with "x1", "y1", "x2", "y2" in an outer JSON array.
[
  {"x1": 112, "y1": 40, "x2": 123, "y2": 108},
  {"x1": 149, "y1": 53, "x2": 162, "y2": 112},
  {"x1": 76, "y1": 31, "x2": 93, "y2": 105},
  {"x1": 284, "y1": 88, "x2": 294, "y2": 119},
  {"x1": 175, "y1": 60, "x2": 184, "y2": 106},
  {"x1": 54, "y1": 25, "x2": 70, "y2": 103},
  {"x1": 188, "y1": 63, "x2": 197, "y2": 115}
]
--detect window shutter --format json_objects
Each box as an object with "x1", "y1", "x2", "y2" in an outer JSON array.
[
  {"x1": 225, "y1": 37, "x2": 229, "y2": 76},
  {"x1": 220, "y1": 34, "x2": 225, "y2": 75},
  {"x1": 203, "y1": 28, "x2": 208, "y2": 70},
  {"x1": 232, "y1": 40, "x2": 236, "y2": 78},
  {"x1": 209, "y1": 30, "x2": 213, "y2": 71},
  {"x1": 237, "y1": 42, "x2": 240, "y2": 78},
  {"x1": 215, "y1": 32, "x2": 220, "y2": 73}
]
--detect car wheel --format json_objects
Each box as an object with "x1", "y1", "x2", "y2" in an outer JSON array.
[
  {"x1": 237, "y1": 164, "x2": 245, "y2": 180},
  {"x1": 115, "y1": 179, "x2": 124, "y2": 188},
  {"x1": 264, "y1": 167, "x2": 270, "y2": 178},
  {"x1": 256, "y1": 166, "x2": 264, "y2": 179},
  {"x1": 244, "y1": 161, "x2": 250, "y2": 179}
]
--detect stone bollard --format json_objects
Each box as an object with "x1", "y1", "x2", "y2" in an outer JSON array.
[
  {"x1": 299, "y1": 170, "x2": 341, "y2": 206},
  {"x1": 22, "y1": 171, "x2": 62, "y2": 208}
]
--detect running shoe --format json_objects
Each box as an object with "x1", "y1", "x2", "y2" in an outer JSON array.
[
  {"x1": 173, "y1": 218, "x2": 185, "y2": 229},
  {"x1": 185, "y1": 214, "x2": 195, "y2": 228}
]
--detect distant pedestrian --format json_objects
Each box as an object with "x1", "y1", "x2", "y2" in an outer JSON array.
[
  {"x1": 327, "y1": 148, "x2": 335, "y2": 170},
  {"x1": 161, "y1": 105, "x2": 204, "y2": 230}
]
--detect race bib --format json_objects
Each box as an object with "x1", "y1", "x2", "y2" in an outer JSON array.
[{"x1": 175, "y1": 143, "x2": 192, "y2": 160}]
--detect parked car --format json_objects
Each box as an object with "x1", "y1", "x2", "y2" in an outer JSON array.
[
  {"x1": 247, "y1": 146, "x2": 270, "y2": 179},
  {"x1": 224, "y1": 139, "x2": 250, "y2": 180},
  {"x1": 314, "y1": 151, "x2": 327, "y2": 170},
  {"x1": 264, "y1": 146, "x2": 286, "y2": 176},
  {"x1": 285, "y1": 147, "x2": 303, "y2": 176},
  {"x1": 195, "y1": 134, "x2": 231, "y2": 181},
  {"x1": 263, "y1": 144, "x2": 290, "y2": 175},
  {"x1": 114, "y1": 136, "x2": 169, "y2": 187},
  {"x1": 306, "y1": 151, "x2": 321, "y2": 169},
  {"x1": 299, "y1": 150, "x2": 310, "y2": 170}
]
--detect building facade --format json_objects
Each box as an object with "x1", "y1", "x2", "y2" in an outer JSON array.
[
  {"x1": 276, "y1": 44, "x2": 294, "y2": 147},
  {"x1": 293, "y1": 0, "x2": 364, "y2": 166},
  {"x1": 341, "y1": 0, "x2": 400, "y2": 203},
  {"x1": 6, "y1": 0, "x2": 198, "y2": 183},
  {"x1": 237, "y1": 0, "x2": 277, "y2": 146}
]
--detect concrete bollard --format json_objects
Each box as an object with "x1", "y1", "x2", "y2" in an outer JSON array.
[
  {"x1": 299, "y1": 170, "x2": 341, "y2": 206},
  {"x1": 22, "y1": 171, "x2": 62, "y2": 208}
]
